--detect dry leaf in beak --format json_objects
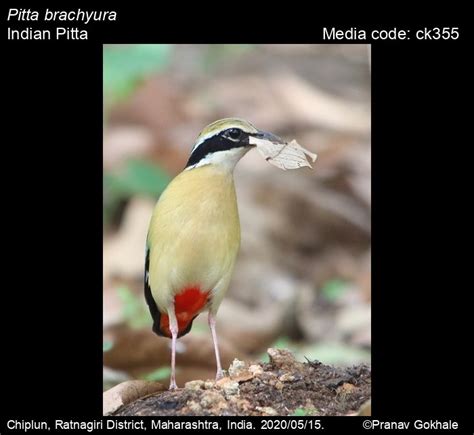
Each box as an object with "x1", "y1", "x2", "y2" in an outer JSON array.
[{"x1": 249, "y1": 137, "x2": 317, "y2": 171}]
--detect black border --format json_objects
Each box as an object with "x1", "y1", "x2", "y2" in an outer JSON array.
[{"x1": 3, "y1": 9, "x2": 470, "y2": 429}]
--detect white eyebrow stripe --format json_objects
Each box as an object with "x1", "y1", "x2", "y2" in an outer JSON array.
[{"x1": 190, "y1": 120, "x2": 259, "y2": 154}]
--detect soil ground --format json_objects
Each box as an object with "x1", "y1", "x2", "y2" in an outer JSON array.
[{"x1": 113, "y1": 349, "x2": 371, "y2": 416}]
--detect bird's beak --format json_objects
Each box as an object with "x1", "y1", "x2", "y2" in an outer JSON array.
[{"x1": 252, "y1": 130, "x2": 284, "y2": 145}]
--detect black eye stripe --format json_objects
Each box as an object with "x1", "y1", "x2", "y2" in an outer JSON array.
[{"x1": 186, "y1": 129, "x2": 249, "y2": 168}]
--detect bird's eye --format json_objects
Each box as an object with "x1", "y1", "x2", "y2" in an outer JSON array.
[{"x1": 227, "y1": 128, "x2": 241, "y2": 140}]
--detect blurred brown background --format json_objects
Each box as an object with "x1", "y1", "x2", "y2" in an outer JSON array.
[{"x1": 103, "y1": 44, "x2": 371, "y2": 390}]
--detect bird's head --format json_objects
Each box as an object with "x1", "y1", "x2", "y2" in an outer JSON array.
[{"x1": 185, "y1": 118, "x2": 282, "y2": 171}]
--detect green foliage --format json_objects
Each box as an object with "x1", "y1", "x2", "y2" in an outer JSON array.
[
  {"x1": 103, "y1": 44, "x2": 172, "y2": 102},
  {"x1": 202, "y1": 45, "x2": 255, "y2": 71},
  {"x1": 103, "y1": 159, "x2": 171, "y2": 225},
  {"x1": 116, "y1": 285, "x2": 152, "y2": 329},
  {"x1": 143, "y1": 366, "x2": 172, "y2": 382},
  {"x1": 273, "y1": 336, "x2": 291, "y2": 349},
  {"x1": 292, "y1": 407, "x2": 319, "y2": 416},
  {"x1": 105, "y1": 159, "x2": 171, "y2": 198},
  {"x1": 103, "y1": 340, "x2": 114, "y2": 352},
  {"x1": 321, "y1": 279, "x2": 349, "y2": 302}
]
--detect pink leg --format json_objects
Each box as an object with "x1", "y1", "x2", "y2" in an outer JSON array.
[
  {"x1": 168, "y1": 309, "x2": 178, "y2": 390},
  {"x1": 208, "y1": 312, "x2": 224, "y2": 380}
]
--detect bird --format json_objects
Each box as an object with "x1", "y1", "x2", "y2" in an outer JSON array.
[{"x1": 144, "y1": 118, "x2": 282, "y2": 389}]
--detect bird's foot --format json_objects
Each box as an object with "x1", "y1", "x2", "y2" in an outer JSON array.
[
  {"x1": 169, "y1": 380, "x2": 178, "y2": 390},
  {"x1": 215, "y1": 369, "x2": 224, "y2": 381}
]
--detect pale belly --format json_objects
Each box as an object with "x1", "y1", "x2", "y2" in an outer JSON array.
[{"x1": 147, "y1": 165, "x2": 241, "y2": 312}]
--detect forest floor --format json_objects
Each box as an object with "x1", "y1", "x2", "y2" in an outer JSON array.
[{"x1": 108, "y1": 348, "x2": 371, "y2": 416}]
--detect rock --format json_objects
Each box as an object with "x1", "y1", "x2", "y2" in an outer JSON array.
[
  {"x1": 216, "y1": 378, "x2": 240, "y2": 396},
  {"x1": 223, "y1": 381, "x2": 240, "y2": 396},
  {"x1": 204, "y1": 380, "x2": 216, "y2": 389},
  {"x1": 187, "y1": 400, "x2": 202, "y2": 413},
  {"x1": 256, "y1": 406, "x2": 278, "y2": 416},
  {"x1": 259, "y1": 371, "x2": 278, "y2": 384},
  {"x1": 231, "y1": 371, "x2": 254, "y2": 383},
  {"x1": 228, "y1": 359, "x2": 254, "y2": 383},
  {"x1": 200, "y1": 391, "x2": 226, "y2": 408},
  {"x1": 267, "y1": 348, "x2": 297, "y2": 369},
  {"x1": 229, "y1": 396, "x2": 252, "y2": 413},
  {"x1": 249, "y1": 364, "x2": 264, "y2": 376},
  {"x1": 228, "y1": 358, "x2": 247, "y2": 377},
  {"x1": 279, "y1": 373, "x2": 295, "y2": 382},
  {"x1": 184, "y1": 380, "x2": 204, "y2": 391},
  {"x1": 336, "y1": 382, "x2": 357, "y2": 397}
]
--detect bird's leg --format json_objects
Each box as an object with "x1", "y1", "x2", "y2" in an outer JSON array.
[
  {"x1": 208, "y1": 311, "x2": 224, "y2": 380},
  {"x1": 167, "y1": 308, "x2": 179, "y2": 390}
]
